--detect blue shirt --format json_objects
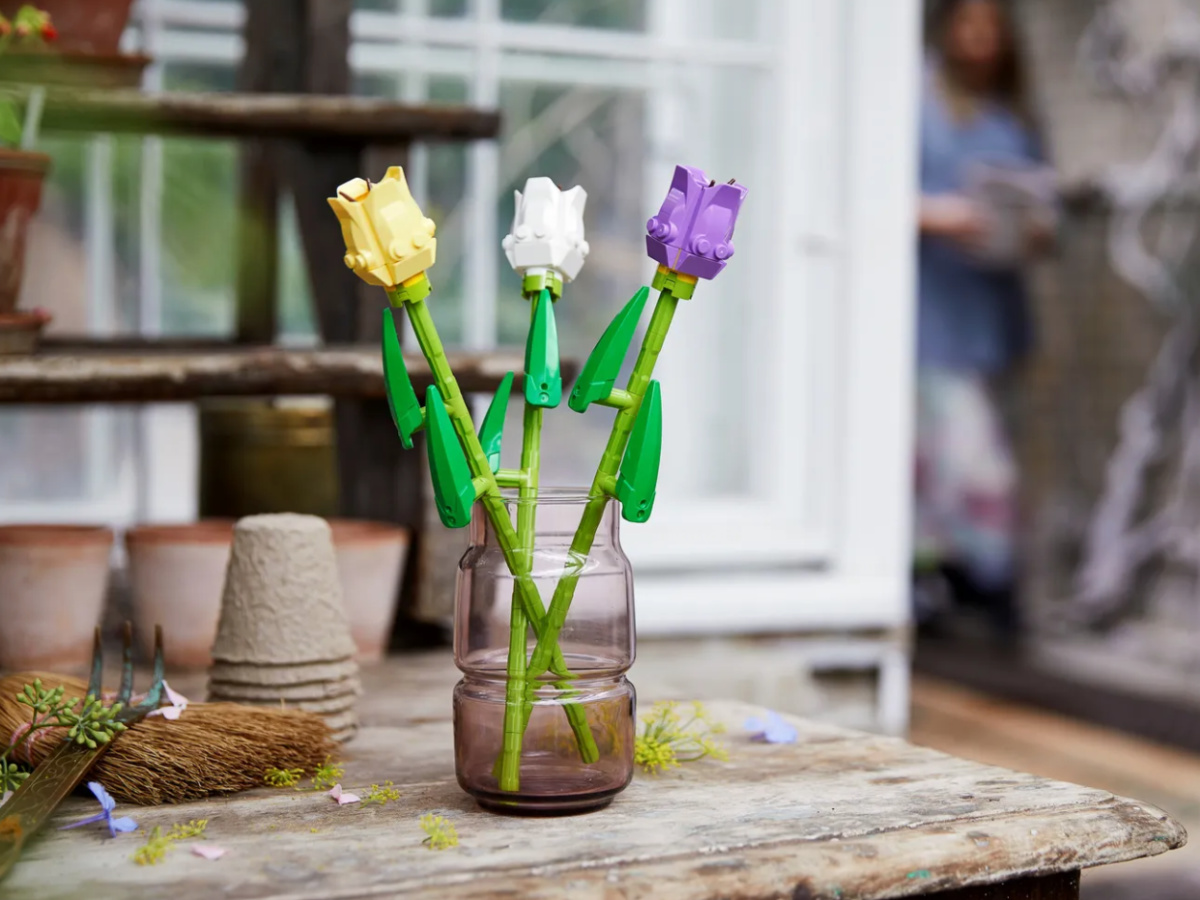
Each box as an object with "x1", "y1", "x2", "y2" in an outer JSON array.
[{"x1": 917, "y1": 61, "x2": 1044, "y2": 372}]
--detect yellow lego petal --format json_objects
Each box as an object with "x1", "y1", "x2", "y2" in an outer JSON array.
[{"x1": 327, "y1": 167, "x2": 437, "y2": 288}]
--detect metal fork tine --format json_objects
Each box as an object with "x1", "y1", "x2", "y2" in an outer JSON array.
[
  {"x1": 133, "y1": 626, "x2": 166, "y2": 713},
  {"x1": 85, "y1": 628, "x2": 104, "y2": 699},
  {"x1": 115, "y1": 622, "x2": 134, "y2": 704}
]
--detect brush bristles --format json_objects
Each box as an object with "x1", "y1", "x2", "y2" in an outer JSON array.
[{"x1": 0, "y1": 673, "x2": 337, "y2": 805}]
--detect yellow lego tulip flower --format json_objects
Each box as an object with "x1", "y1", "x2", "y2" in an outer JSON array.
[{"x1": 328, "y1": 166, "x2": 437, "y2": 296}]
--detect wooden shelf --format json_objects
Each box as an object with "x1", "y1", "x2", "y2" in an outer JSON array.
[
  {"x1": 0, "y1": 342, "x2": 571, "y2": 405},
  {"x1": 0, "y1": 50, "x2": 151, "y2": 90},
  {"x1": 2, "y1": 86, "x2": 501, "y2": 142}
]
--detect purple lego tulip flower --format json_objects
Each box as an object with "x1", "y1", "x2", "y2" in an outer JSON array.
[{"x1": 646, "y1": 165, "x2": 748, "y2": 280}]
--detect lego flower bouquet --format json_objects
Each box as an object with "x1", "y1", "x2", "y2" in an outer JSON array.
[{"x1": 330, "y1": 165, "x2": 746, "y2": 813}]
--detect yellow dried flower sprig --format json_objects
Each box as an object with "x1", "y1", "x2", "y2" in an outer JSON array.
[
  {"x1": 264, "y1": 767, "x2": 305, "y2": 788},
  {"x1": 420, "y1": 814, "x2": 458, "y2": 850},
  {"x1": 363, "y1": 781, "x2": 402, "y2": 806},
  {"x1": 634, "y1": 701, "x2": 728, "y2": 775},
  {"x1": 132, "y1": 819, "x2": 208, "y2": 866}
]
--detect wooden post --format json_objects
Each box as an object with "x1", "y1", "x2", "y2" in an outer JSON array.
[
  {"x1": 234, "y1": 0, "x2": 305, "y2": 344},
  {"x1": 261, "y1": 0, "x2": 437, "y2": 648}
]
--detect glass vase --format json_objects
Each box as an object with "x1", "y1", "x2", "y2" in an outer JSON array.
[{"x1": 453, "y1": 490, "x2": 635, "y2": 814}]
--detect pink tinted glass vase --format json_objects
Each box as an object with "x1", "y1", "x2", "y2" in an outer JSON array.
[{"x1": 453, "y1": 491, "x2": 635, "y2": 814}]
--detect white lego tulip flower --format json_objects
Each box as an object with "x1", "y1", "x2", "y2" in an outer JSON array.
[{"x1": 501, "y1": 178, "x2": 589, "y2": 282}]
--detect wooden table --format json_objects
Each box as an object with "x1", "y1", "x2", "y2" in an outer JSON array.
[{"x1": 1, "y1": 656, "x2": 1184, "y2": 900}]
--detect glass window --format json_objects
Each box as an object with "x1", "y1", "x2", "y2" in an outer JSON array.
[
  {"x1": 501, "y1": 0, "x2": 645, "y2": 31},
  {"x1": 4, "y1": 0, "x2": 789, "y2": 534}
]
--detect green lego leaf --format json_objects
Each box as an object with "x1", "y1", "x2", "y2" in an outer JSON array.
[
  {"x1": 479, "y1": 371, "x2": 514, "y2": 474},
  {"x1": 382, "y1": 307, "x2": 424, "y2": 450},
  {"x1": 569, "y1": 286, "x2": 650, "y2": 413},
  {"x1": 524, "y1": 289, "x2": 561, "y2": 408},
  {"x1": 0, "y1": 101, "x2": 21, "y2": 147},
  {"x1": 424, "y1": 386, "x2": 476, "y2": 528},
  {"x1": 616, "y1": 380, "x2": 662, "y2": 524}
]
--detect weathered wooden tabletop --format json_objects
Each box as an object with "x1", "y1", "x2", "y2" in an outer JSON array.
[{"x1": 1, "y1": 655, "x2": 1185, "y2": 900}]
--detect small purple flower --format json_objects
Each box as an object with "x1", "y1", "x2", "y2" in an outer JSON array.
[
  {"x1": 745, "y1": 711, "x2": 798, "y2": 744},
  {"x1": 60, "y1": 782, "x2": 138, "y2": 837},
  {"x1": 646, "y1": 165, "x2": 748, "y2": 280}
]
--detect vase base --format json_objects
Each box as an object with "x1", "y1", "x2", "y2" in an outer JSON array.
[
  {"x1": 471, "y1": 789, "x2": 619, "y2": 816},
  {"x1": 459, "y1": 759, "x2": 630, "y2": 816}
]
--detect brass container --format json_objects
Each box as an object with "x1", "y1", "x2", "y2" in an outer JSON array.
[{"x1": 198, "y1": 399, "x2": 339, "y2": 519}]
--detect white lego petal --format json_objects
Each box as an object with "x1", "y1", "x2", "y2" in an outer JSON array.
[
  {"x1": 503, "y1": 188, "x2": 525, "y2": 270},
  {"x1": 559, "y1": 246, "x2": 585, "y2": 281},
  {"x1": 503, "y1": 178, "x2": 589, "y2": 279},
  {"x1": 561, "y1": 186, "x2": 587, "y2": 243}
]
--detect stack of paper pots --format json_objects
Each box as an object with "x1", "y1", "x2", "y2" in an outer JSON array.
[{"x1": 208, "y1": 514, "x2": 360, "y2": 742}]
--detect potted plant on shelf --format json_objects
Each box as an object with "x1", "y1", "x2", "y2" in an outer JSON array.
[
  {"x1": 0, "y1": 0, "x2": 126, "y2": 54},
  {"x1": 0, "y1": 0, "x2": 146, "y2": 88},
  {"x1": 0, "y1": 4, "x2": 54, "y2": 355}
]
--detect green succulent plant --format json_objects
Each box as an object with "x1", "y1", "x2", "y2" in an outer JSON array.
[{"x1": 0, "y1": 6, "x2": 55, "y2": 149}]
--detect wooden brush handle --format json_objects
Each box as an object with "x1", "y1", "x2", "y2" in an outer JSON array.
[{"x1": 0, "y1": 741, "x2": 109, "y2": 882}]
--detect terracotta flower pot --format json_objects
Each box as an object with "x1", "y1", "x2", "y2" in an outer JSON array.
[
  {"x1": 329, "y1": 520, "x2": 410, "y2": 662},
  {"x1": 126, "y1": 520, "x2": 234, "y2": 669},
  {"x1": 0, "y1": 308, "x2": 50, "y2": 357},
  {"x1": 0, "y1": 0, "x2": 135, "y2": 54},
  {"x1": 0, "y1": 149, "x2": 50, "y2": 316},
  {"x1": 0, "y1": 525, "x2": 112, "y2": 672}
]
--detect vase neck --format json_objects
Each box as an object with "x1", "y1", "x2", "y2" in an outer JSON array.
[{"x1": 471, "y1": 492, "x2": 619, "y2": 549}]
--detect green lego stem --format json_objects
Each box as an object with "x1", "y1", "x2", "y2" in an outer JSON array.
[
  {"x1": 391, "y1": 287, "x2": 598, "y2": 766},
  {"x1": 526, "y1": 287, "x2": 680, "y2": 679},
  {"x1": 497, "y1": 304, "x2": 544, "y2": 791}
]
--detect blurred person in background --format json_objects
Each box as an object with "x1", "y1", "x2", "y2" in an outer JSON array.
[{"x1": 913, "y1": 0, "x2": 1056, "y2": 644}]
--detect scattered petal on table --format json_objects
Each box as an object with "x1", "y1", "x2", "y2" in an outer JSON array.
[
  {"x1": 148, "y1": 682, "x2": 189, "y2": 719},
  {"x1": 192, "y1": 844, "x2": 227, "y2": 860},
  {"x1": 329, "y1": 784, "x2": 361, "y2": 806},
  {"x1": 744, "y1": 711, "x2": 798, "y2": 744}
]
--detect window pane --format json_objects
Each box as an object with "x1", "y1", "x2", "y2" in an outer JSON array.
[
  {"x1": 0, "y1": 412, "x2": 92, "y2": 502},
  {"x1": 357, "y1": 0, "x2": 469, "y2": 16},
  {"x1": 3, "y1": 136, "x2": 124, "y2": 512},
  {"x1": 430, "y1": 0, "x2": 468, "y2": 16},
  {"x1": 159, "y1": 62, "x2": 240, "y2": 336},
  {"x1": 686, "y1": 0, "x2": 768, "y2": 42},
  {"x1": 502, "y1": 0, "x2": 645, "y2": 31},
  {"x1": 488, "y1": 82, "x2": 647, "y2": 486},
  {"x1": 487, "y1": 63, "x2": 772, "y2": 497},
  {"x1": 419, "y1": 76, "x2": 471, "y2": 345}
]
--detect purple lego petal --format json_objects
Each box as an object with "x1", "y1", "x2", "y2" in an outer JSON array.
[{"x1": 646, "y1": 165, "x2": 747, "y2": 280}]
